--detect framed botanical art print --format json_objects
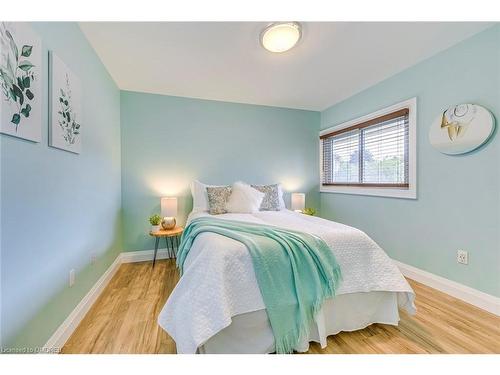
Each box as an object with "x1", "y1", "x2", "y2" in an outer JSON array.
[
  {"x1": 0, "y1": 22, "x2": 42, "y2": 142},
  {"x1": 49, "y1": 51, "x2": 82, "y2": 153}
]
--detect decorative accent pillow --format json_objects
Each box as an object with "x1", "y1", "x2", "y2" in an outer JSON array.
[
  {"x1": 251, "y1": 184, "x2": 281, "y2": 211},
  {"x1": 226, "y1": 182, "x2": 265, "y2": 214},
  {"x1": 191, "y1": 180, "x2": 226, "y2": 212},
  {"x1": 206, "y1": 186, "x2": 232, "y2": 215}
]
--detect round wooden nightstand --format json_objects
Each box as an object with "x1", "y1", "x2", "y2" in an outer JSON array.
[{"x1": 149, "y1": 227, "x2": 184, "y2": 267}]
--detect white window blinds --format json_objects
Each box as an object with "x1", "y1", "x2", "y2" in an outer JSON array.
[{"x1": 321, "y1": 108, "x2": 409, "y2": 187}]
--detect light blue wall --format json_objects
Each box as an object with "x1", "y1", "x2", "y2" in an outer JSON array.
[
  {"x1": 320, "y1": 25, "x2": 500, "y2": 297},
  {"x1": 121, "y1": 91, "x2": 320, "y2": 251},
  {"x1": 0, "y1": 23, "x2": 122, "y2": 348}
]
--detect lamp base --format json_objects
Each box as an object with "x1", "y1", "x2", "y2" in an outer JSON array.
[{"x1": 161, "y1": 217, "x2": 176, "y2": 230}]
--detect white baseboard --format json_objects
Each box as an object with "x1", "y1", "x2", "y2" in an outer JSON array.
[
  {"x1": 42, "y1": 254, "x2": 122, "y2": 353},
  {"x1": 42, "y1": 249, "x2": 175, "y2": 352},
  {"x1": 394, "y1": 260, "x2": 500, "y2": 316},
  {"x1": 120, "y1": 248, "x2": 174, "y2": 263}
]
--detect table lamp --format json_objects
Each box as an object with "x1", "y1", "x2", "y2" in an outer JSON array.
[
  {"x1": 161, "y1": 197, "x2": 178, "y2": 230},
  {"x1": 291, "y1": 193, "x2": 305, "y2": 213}
]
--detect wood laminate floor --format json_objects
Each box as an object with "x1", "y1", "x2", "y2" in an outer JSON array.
[{"x1": 61, "y1": 259, "x2": 500, "y2": 354}]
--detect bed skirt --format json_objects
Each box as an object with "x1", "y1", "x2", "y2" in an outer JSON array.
[{"x1": 197, "y1": 291, "x2": 403, "y2": 354}]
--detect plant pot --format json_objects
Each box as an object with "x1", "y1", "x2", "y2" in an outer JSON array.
[{"x1": 151, "y1": 224, "x2": 161, "y2": 232}]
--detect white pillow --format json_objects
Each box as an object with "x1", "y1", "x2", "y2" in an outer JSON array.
[
  {"x1": 277, "y1": 184, "x2": 286, "y2": 210},
  {"x1": 191, "y1": 180, "x2": 229, "y2": 212},
  {"x1": 226, "y1": 181, "x2": 265, "y2": 214}
]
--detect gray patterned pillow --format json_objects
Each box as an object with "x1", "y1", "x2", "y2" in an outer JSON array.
[
  {"x1": 206, "y1": 186, "x2": 232, "y2": 215},
  {"x1": 251, "y1": 184, "x2": 281, "y2": 211}
]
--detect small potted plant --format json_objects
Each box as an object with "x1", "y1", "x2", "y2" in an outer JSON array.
[
  {"x1": 149, "y1": 214, "x2": 162, "y2": 232},
  {"x1": 302, "y1": 207, "x2": 316, "y2": 216}
]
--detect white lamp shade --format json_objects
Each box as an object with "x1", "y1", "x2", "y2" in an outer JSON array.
[
  {"x1": 161, "y1": 197, "x2": 178, "y2": 218},
  {"x1": 291, "y1": 193, "x2": 305, "y2": 211}
]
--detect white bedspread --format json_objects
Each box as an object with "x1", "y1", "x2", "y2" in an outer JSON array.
[{"x1": 158, "y1": 210, "x2": 416, "y2": 353}]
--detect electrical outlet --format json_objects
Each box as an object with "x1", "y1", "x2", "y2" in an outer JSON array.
[
  {"x1": 457, "y1": 250, "x2": 468, "y2": 265},
  {"x1": 69, "y1": 269, "x2": 75, "y2": 287},
  {"x1": 91, "y1": 253, "x2": 97, "y2": 265}
]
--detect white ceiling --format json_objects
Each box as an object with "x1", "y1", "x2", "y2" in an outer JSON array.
[{"x1": 79, "y1": 22, "x2": 492, "y2": 111}]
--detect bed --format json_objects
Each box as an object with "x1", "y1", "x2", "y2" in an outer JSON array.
[{"x1": 158, "y1": 209, "x2": 416, "y2": 354}]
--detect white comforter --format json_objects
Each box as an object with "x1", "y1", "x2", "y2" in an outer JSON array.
[{"x1": 158, "y1": 210, "x2": 416, "y2": 353}]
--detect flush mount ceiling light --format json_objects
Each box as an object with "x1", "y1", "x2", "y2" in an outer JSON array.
[{"x1": 260, "y1": 22, "x2": 302, "y2": 53}]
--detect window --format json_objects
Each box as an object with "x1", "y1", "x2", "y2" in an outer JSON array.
[{"x1": 320, "y1": 98, "x2": 416, "y2": 199}]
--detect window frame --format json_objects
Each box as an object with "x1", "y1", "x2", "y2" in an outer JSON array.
[{"x1": 320, "y1": 97, "x2": 417, "y2": 199}]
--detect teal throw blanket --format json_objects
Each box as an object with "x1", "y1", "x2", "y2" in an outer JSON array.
[{"x1": 176, "y1": 217, "x2": 342, "y2": 354}]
